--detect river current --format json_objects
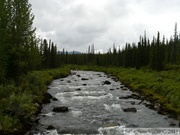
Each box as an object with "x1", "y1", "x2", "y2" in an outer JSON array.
[{"x1": 29, "y1": 70, "x2": 180, "y2": 135}]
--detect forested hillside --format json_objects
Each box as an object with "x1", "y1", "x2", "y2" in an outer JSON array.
[
  {"x1": 1, "y1": 0, "x2": 180, "y2": 82},
  {"x1": 63, "y1": 28, "x2": 180, "y2": 70},
  {"x1": 0, "y1": 0, "x2": 180, "y2": 134}
]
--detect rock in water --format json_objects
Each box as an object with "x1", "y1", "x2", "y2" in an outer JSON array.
[
  {"x1": 77, "y1": 75, "x2": 81, "y2": 77},
  {"x1": 122, "y1": 107, "x2": 137, "y2": 112},
  {"x1": 76, "y1": 88, "x2": 81, "y2": 91},
  {"x1": 81, "y1": 78, "x2": 89, "y2": 80},
  {"x1": 47, "y1": 125, "x2": 55, "y2": 130},
  {"x1": 104, "y1": 80, "x2": 111, "y2": 85},
  {"x1": 52, "y1": 97, "x2": 58, "y2": 101},
  {"x1": 67, "y1": 80, "x2": 71, "y2": 83},
  {"x1": 42, "y1": 92, "x2": 53, "y2": 104},
  {"x1": 52, "y1": 106, "x2": 69, "y2": 113}
]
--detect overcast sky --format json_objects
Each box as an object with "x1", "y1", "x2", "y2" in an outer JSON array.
[{"x1": 29, "y1": 0, "x2": 180, "y2": 52}]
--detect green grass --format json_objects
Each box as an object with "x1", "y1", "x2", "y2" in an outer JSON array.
[
  {"x1": 72, "y1": 65, "x2": 180, "y2": 118},
  {"x1": 0, "y1": 64, "x2": 179, "y2": 134},
  {"x1": 0, "y1": 66, "x2": 71, "y2": 134}
]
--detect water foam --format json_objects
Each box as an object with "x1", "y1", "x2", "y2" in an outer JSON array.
[
  {"x1": 71, "y1": 93, "x2": 113, "y2": 101},
  {"x1": 34, "y1": 130, "x2": 58, "y2": 135},
  {"x1": 98, "y1": 125, "x2": 125, "y2": 135},
  {"x1": 104, "y1": 104, "x2": 121, "y2": 112},
  {"x1": 98, "y1": 127, "x2": 180, "y2": 135},
  {"x1": 55, "y1": 91, "x2": 113, "y2": 103},
  {"x1": 71, "y1": 110, "x2": 82, "y2": 117},
  {"x1": 40, "y1": 112, "x2": 53, "y2": 117}
]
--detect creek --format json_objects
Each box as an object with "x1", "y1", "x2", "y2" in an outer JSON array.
[{"x1": 28, "y1": 70, "x2": 179, "y2": 135}]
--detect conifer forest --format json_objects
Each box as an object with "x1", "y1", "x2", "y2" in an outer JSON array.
[{"x1": 0, "y1": 0, "x2": 180, "y2": 134}]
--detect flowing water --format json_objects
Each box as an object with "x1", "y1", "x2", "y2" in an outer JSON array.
[{"x1": 29, "y1": 70, "x2": 180, "y2": 135}]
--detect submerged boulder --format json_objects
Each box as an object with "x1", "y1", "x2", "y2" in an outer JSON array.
[
  {"x1": 81, "y1": 78, "x2": 89, "y2": 81},
  {"x1": 131, "y1": 93, "x2": 141, "y2": 99},
  {"x1": 169, "y1": 122, "x2": 176, "y2": 127},
  {"x1": 47, "y1": 125, "x2": 55, "y2": 130},
  {"x1": 42, "y1": 92, "x2": 53, "y2": 104},
  {"x1": 119, "y1": 96, "x2": 130, "y2": 99},
  {"x1": 52, "y1": 97, "x2": 58, "y2": 101},
  {"x1": 77, "y1": 74, "x2": 81, "y2": 77},
  {"x1": 122, "y1": 107, "x2": 137, "y2": 112},
  {"x1": 52, "y1": 106, "x2": 69, "y2": 113},
  {"x1": 67, "y1": 80, "x2": 71, "y2": 83},
  {"x1": 76, "y1": 88, "x2": 81, "y2": 91},
  {"x1": 103, "y1": 80, "x2": 111, "y2": 85}
]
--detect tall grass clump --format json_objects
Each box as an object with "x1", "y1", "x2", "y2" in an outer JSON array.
[{"x1": 0, "y1": 66, "x2": 71, "y2": 134}]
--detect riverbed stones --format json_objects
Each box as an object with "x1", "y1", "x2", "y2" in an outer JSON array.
[
  {"x1": 103, "y1": 80, "x2": 111, "y2": 85},
  {"x1": 52, "y1": 106, "x2": 69, "y2": 113},
  {"x1": 157, "y1": 109, "x2": 168, "y2": 115},
  {"x1": 42, "y1": 92, "x2": 53, "y2": 104},
  {"x1": 122, "y1": 107, "x2": 137, "y2": 112},
  {"x1": 119, "y1": 93, "x2": 142, "y2": 100},
  {"x1": 81, "y1": 78, "x2": 89, "y2": 80},
  {"x1": 119, "y1": 96, "x2": 130, "y2": 99},
  {"x1": 47, "y1": 125, "x2": 55, "y2": 130},
  {"x1": 110, "y1": 76, "x2": 118, "y2": 82},
  {"x1": 122, "y1": 87, "x2": 128, "y2": 90},
  {"x1": 76, "y1": 88, "x2": 81, "y2": 91},
  {"x1": 169, "y1": 122, "x2": 176, "y2": 126},
  {"x1": 130, "y1": 101, "x2": 136, "y2": 105},
  {"x1": 131, "y1": 93, "x2": 141, "y2": 99},
  {"x1": 52, "y1": 97, "x2": 58, "y2": 101},
  {"x1": 67, "y1": 80, "x2": 71, "y2": 83}
]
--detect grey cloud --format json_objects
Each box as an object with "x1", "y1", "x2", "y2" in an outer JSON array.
[
  {"x1": 29, "y1": 0, "x2": 180, "y2": 52},
  {"x1": 105, "y1": 0, "x2": 130, "y2": 18}
]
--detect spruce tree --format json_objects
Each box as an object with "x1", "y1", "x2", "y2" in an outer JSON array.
[
  {"x1": 4, "y1": 0, "x2": 40, "y2": 82},
  {"x1": 171, "y1": 23, "x2": 177, "y2": 63},
  {"x1": 0, "y1": 0, "x2": 9, "y2": 83}
]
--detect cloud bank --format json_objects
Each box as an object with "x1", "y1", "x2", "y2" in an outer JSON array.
[{"x1": 29, "y1": 0, "x2": 180, "y2": 52}]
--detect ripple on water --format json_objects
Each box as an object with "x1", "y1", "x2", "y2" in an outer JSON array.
[
  {"x1": 98, "y1": 125, "x2": 126, "y2": 135},
  {"x1": 40, "y1": 112, "x2": 53, "y2": 117},
  {"x1": 71, "y1": 110, "x2": 82, "y2": 117},
  {"x1": 104, "y1": 104, "x2": 122, "y2": 112},
  {"x1": 34, "y1": 130, "x2": 58, "y2": 135},
  {"x1": 55, "y1": 92, "x2": 113, "y2": 104},
  {"x1": 31, "y1": 71, "x2": 180, "y2": 135}
]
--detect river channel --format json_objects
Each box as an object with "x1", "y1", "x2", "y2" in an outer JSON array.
[{"x1": 29, "y1": 70, "x2": 180, "y2": 135}]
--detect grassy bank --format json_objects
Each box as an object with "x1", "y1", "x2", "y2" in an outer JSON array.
[
  {"x1": 1, "y1": 64, "x2": 179, "y2": 134},
  {"x1": 71, "y1": 65, "x2": 180, "y2": 118},
  {"x1": 0, "y1": 66, "x2": 71, "y2": 134}
]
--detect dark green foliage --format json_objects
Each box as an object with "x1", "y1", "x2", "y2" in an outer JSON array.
[
  {"x1": 0, "y1": 0, "x2": 180, "y2": 132},
  {"x1": 0, "y1": 0, "x2": 41, "y2": 83},
  {"x1": 40, "y1": 39, "x2": 60, "y2": 69},
  {"x1": 74, "y1": 65, "x2": 180, "y2": 117},
  {"x1": 62, "y1": 24, "x2": 179, "y2": 71},
  {"x1": 0, "y1": 67, "x2": 71, "y2": 133}
]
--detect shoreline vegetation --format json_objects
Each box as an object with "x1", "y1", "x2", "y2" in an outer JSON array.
[
  {"x1": 0, "y1": 65, "x2": 179, "y2": 134},
  {"x1": 1, "y1": 0, "x2": 180, "y2": 134},
  {"x1": 0, "y1": 67, "x2": 71, "y2": 135},
  {"x1": 75, "y1": 65, "x2": 180, "y2": 118}
]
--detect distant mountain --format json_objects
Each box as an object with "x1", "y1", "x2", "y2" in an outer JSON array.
[
  {"x1": 58, "y1": 51, "x2": 82, "y2": 54},
  {"x1": 68, "y1": 51, "x2": 82, "y2": 54}
]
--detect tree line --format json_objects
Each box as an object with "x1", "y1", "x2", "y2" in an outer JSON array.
[
  {"x1": 0, "y1": 0, "x2": 63, "y2": 84},
  {"x1": 64, "y1": 24, "x2": 180, "y2": 71},
  {"x1": 0, "y1": 0, "x2": 180, "y2": 85}
]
